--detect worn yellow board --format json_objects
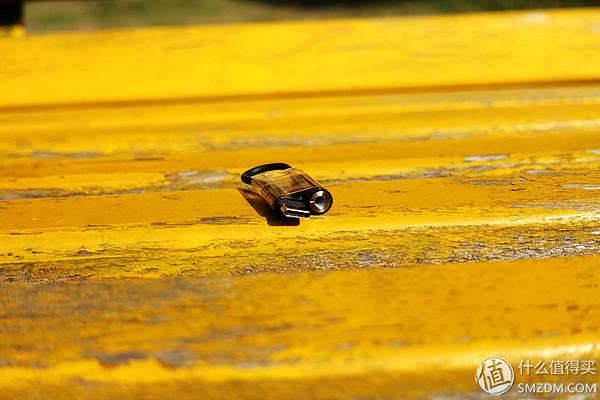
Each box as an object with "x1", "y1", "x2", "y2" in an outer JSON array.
[
  {"x1": 1, "y1": 257, "x2": 599, "y2": 399},
  {"x1": 2, "y1": 8, "x2": 600, "y2": 399},
  {"x1": 2, "y1": 170, "x2": 600, "y2": 281},
  {"x1": 1, "y1": 9, "x2": 600, "y2": 108},
  {"x1": 1, "y1": 84, "x2": 600, "y2": 198}
]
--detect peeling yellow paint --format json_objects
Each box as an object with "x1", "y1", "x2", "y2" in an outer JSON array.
[
  {"x1": 2, "y1": 172, "x2": 600, "y2": 281},
  {"x1": 2, "y1": 8, "x2": 600, "y2": 398},
  {"x1": 2, "y1": 84, "x2": 600, "y2": 198},
  {"x1": 0, "y1": 257, "x2": 599, "y2": 398}
]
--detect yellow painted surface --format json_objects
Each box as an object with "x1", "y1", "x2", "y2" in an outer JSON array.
[
  {"x1": 1, "y1": 9, "x2": 600, "y2": 108},
  {"x1": 1, "y1": 84, "x2": 600, "y2": 198},
  {"x1": 2, "y1": 8, "x2": 600, "y2": 398},
  {"x1": 2, "y1": 82, "x2": 600, "y2": 282},
  {"x1": 0, "y1": 25, "x2": 26, "y2": 38},
  {"x1": 3, "y1": 171, "x2": 600, "y2": 281},
  {"x1": 1, "y1": 257, "x2": 599, "y2": 399}
]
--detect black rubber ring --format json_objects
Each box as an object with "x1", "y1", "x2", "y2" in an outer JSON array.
[{"x1": 241, "y1": 163, "x2": 292, "y2": 185}]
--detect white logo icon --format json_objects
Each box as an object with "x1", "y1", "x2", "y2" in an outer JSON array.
[{"x1": 476, "y1": 356, "x2": 515, "y2": 395}]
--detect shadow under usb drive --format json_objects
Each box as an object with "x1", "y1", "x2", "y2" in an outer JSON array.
[{"x1": 238, "y1": 187, "x2": 300, "y2": 226}]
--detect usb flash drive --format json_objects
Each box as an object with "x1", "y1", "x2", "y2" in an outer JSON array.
[{"x1": 241, "y1": 163, "x2": 333, "y2": 219}]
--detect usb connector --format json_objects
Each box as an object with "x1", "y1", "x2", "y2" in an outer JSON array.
[
  {"x1": 277, "y1": 197, "x2": 311, "y2": 219},
  {"x1": 279, "y1": 204, "x2": 310, "y2": 219}
]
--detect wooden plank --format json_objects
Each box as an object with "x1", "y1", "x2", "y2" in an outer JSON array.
[
  {"x1": 1, "y1": 258, "x2": 598, "y2": 399},
  {"x1": 1, "y1": 84, "x2": 600, "y2": 198},
  {"x1": 1, "y1": 10, "x2": 600, "y2": 398},
  {"x1": 4, "y1": 144, "x2": 600, "y2": 199},
  {"x1": 3, "y1": 169, "x2": 600, "y2": 281},
  {"x1": 1, "y1": 9, "x2": 600, "y2": 108},
  {"x1": 2, "y1": 8, "x2": 600, "y2": 399},
  {"x1": 1, "y1": 83, "x2": 600, "y2": 281}
]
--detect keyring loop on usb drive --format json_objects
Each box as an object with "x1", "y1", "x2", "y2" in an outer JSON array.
[
  {"x1": 241, "y1": 163, "x2": 291, "y2": 185},
  {"x1": 241, "y1": 163, "x2": 333, "y2": 219}
]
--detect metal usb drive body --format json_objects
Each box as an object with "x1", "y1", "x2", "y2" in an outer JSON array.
[{"x1": 241, "y1": 163, "x2": 333, "y2": 219}]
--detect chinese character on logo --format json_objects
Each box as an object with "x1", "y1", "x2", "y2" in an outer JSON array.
[
  {"x1": 476, "y1": 356, "x2": 515, "y2": 395},
  {"x1": 519, "y1": 360, "x2": 534, "y2": 375},
  {"x1": 550, "y1": 360, "x2": 565, "y2": 375},
  {"x1": 534, "y1": 360, "x2": 549, "y2": 374},
  {"x1": 581, "y1": 361, "x2": 597, "y2": 375},
  {"x1": 566, "y1": 360, "x2": 580, "y2": 375}
]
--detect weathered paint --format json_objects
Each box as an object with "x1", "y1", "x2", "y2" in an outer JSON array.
[
  {"x1": 2, "y1": 172, "x2": 600, "y2": 281},
  {"x1": 1, "y1": 10, "x2": 600, "y2": 108},
  {"x1": 2, "y1": 9, "x2": 600, "y2": 398},
  {"x1": 1, "y1": 85, "x2": 600, "y2": 198},
  {"x1": 0, "y1": 257, "x2": 599, "y2": 399}
]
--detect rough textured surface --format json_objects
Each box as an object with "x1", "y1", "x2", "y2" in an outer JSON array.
[
  {"x1": 2, "y1": 84, "x2": 600, "y2": 197},
  {"x1": 1, "y1": 258, "x2": 599, "y2": 399},
  {"x1": 1, "y1": 10, "x2": 600, "y2": 107},
  {"x1": 2, "y1": 8, "x2": 600, "y2": 399},
  {"x1": 3, "y1": 174, "x2": 600, "y2": 281}
]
